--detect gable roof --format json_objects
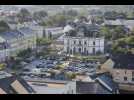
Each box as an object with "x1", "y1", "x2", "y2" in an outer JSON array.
[
  {"x1": 0, "y1": 71, "x2": 35, "y2": 94},
  {"x1": 101, "y1": 59, "x2": 115, "y2": 70}
]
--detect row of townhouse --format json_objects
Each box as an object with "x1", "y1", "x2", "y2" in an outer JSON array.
[{"x1": 0, "y1": 27, "x2": 37, "y2": 62}]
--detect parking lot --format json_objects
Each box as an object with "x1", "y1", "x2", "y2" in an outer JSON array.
[
  {"x1": 64, "y1": 61, "x2": 98, "y2": 74},
  {"x1": 20, "y1": 55, "x2": 99, "y2": 79}
]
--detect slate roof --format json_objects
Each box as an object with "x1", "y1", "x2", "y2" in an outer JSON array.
[
  {"x1": 111, "y1": 54, "x2": 134, "y2": 69},
  {"x1": 18, "y1": 27, "x2": 36, "y2": 36},
  {"x1": 96, "y1": 73, "x2": 118, "y2": 93},
  {"x1": 0, "y1": 71, "x2": 35, "y2": 94},
  {"x1": 76, "y1": 72, "x2": 118, "y2": 94},
  {"x1": 76, "y1": 81, "x2": 112, "y2": 94},
  {"x1": 0, "y1": 30, "x2": 22, "y2": 41},
  {"x1": 64, "y1": 22, "x2": 100, "y2": 37}
]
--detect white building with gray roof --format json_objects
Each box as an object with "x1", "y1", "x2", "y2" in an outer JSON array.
[
  {"x1": 0, "y1": 27, "x2": 37, "y2": 62},
  {"x1": 63, "y1": 18, "x2": 105, "y2": 56}
]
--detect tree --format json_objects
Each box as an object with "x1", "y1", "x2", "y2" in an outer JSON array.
[
  {"x1": 37, "y1": 38, "x2": 52, "y2": 46},
  {"x1": 0, "y1": 63, "x2": 6, "y2": 70},
  {"x1": 19, "y1": 8, "x2": 31, "y2": 17},
  {"x1": 33, "y1": 11, "x2": 48, "y2": 20},
  {"x1": 112, "y1": 26, "x2": 126, "y2": 40},
  {"x1": 17, "y1": 8, "x2": 32, "y2": 23},
  {"x1": 100, "y1": 26, "x2": 112, "y2": 40},
  {"x1": 111, "y1": 36, "x2": 134, "y2": 54},
  {"x1": 17, "y1": 48, "x2": 32, "y2": 58},
  {"x1": 66, "y1": 72, "x2": 76, "y2": 79},
  {"x1": 66, "y1": 10, "x2": 78, "y2": 17},
  {"x1": 0, "y1": 20, "x2": 10, "y2": 32},
  {"x1": 104, "y1": 11, "x2": 118, "y2": 19}
]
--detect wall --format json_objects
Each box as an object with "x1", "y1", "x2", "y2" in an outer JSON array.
[
  {"x1": 112, "y1": 69, "x2": 134, "y2": 84},
  {"x1": 64, "y1": 36, "x2": 104, "y2": 55}
]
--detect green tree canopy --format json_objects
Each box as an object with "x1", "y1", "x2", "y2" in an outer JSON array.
[
  {"x1": 0, "y1": 20, "x2": 10, "y2": 33},
  {"x1": 33, "y1": 10, "x2": 48, "y2": 20},
  {"x1": 111, "y1": 36, "x2": 134, "y2": 54}
]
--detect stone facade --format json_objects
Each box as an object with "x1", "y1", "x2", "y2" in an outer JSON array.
[
  {"x1": 64, "y1": 36, "x2": 104, "y2": 55},
  {"x1": 112, "y1": 69, "x2": 134, "y2": 91}
]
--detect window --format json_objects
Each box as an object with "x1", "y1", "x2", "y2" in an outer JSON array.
[
  {"x1": 84, "y1": 48, "x2": 86, "y2": 52},
  {"x1": 84, "y1": 41, "x2": 87, "y2": 45},
  {"x1": 93, "y1": 48, "x2": 95, "y2": 54},
  {"x1": 78, "y1": 48, "x2": 81, "y2": 53},
  {"x1": 73, "y1": 47, "x2": 76, "y2": 53},
  {"x1": 132, "y1": 78, "x2": 134, "y2": 81},
  {"x1": 70, "y1": 49, "x2": 72, "y2": 54},
  {"x1": 67, "y1": 47, "x2": 69, "y2": 53},
  {"x1": 93, "y1": 41, "x2": 95, "y2": 45},
  {"x1": 74, "y1": 40, "x2": 76, "y2": 44},
  {"x1": 79, "y1": 41, "x2": 82, "y2": 45},
  {"x1": 72, "y1": 90, "x2": 73, "y2": 94},
  {"x1": 124, "y1": 77, "x2": 127, "y2": 81},
  {"x1": 84, "y1": 48, "x2": 86, "y2": 55}
]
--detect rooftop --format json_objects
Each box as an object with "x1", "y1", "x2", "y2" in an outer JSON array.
[
  {"x1": 0, "y1": 30, "x2": 22, "y2": 40},
  {"x1": 76, "y1": 81, "x2": 112, "y2": 94},
  {"x1": 96, "y1": 73, "x2": 118, "y2": 93},
  {"x1": 64, "y1": 22, "x2": 101, "y2": 37},
  {"x1": 112, "y1": 54, "x2": 134, "y2": 69},
  {"x1": 18, "y1": 27, "x2": 36, "y2": 36},
  {"x1": 0, "y1": 71, "x2": 35, "y2": 94},
  {"x1": 26, "y1": 78, "x2": 74, "y2": 94},
  {"x1": 0, "y1": 36, "x2": 5, "y2": 43}
]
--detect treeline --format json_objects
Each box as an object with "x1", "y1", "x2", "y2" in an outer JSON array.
[
  {"x1": 111, "y1": 36, "x2": 134, "y2": 54},
  {"x1": 104, "y1": 11, "x2": 134, "y2": 19}
]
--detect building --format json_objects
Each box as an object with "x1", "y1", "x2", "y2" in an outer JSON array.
[
  {"x1": 0, "y1": 71, "x2": 35, "y2": 94},
  {"x1": 26, "y1": 78, "x2": 76, "y2": 94},
  {"x1": 44, "y1": 27, "x2": 63, "y2": 39},
  {"x1": 111, "y1": 54, "x2": 134, "y2": 92},
  {"x1": 76, "y1": 74, "x2": 118, "y2": 94},
  {"x1": 6, "y1": 20, "x2": 44, "y2": 39},
  {"x1": 101, "y1": 54, "x2": 134, "y2": 92},
  {"x1": 103, "y1": 18, "x2": 134, "y2": 31},
  {"x1": 24, "y1": 73, "x2": 118, "y2": 94},
  {"x1": 63, "y1": 19, "x2": 105, "y2": 55},
  {"x1": 0, "y1": 28, "x2": 37, "y2": 62},
  {"x1": 21, "y1": 21, "x2": 44, "y2": 39}
]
